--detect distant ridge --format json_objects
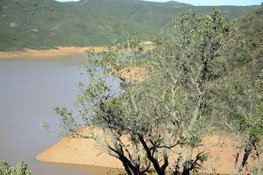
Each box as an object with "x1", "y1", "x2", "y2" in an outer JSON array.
[
  {"x1": 78, "y1": 0, "x2": 88, "y2": 7},
  {"x1": 164, "y1": 1, "x2": 192, "y2": 6},
  {"x1": 0, "y1": 0, "x2": 259, "y2": 51}
]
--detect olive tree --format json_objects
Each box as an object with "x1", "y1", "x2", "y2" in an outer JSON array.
[
  {"x1": 225, "y1": 71, "x2": 263, "y2": 175},
  {"x1": 145, "y1": 9, "x2": 243, "y2": 174},
  {"x1": 54, "y1": 9, "x2": 242, "y2": 175}
]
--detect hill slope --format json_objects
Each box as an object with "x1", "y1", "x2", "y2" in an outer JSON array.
[
  {"x1": 234, "y1": 6, "x2": 263, "y2": 80},
  {"x1": 74, "y1": 0, "x2": 258, "y2": 28},
  {"x1": 238, "y1": 6, "x2": 263, "y2": 60},
  {"x1": 0, "y1": 0, "x2": 157, "y2": 51},
  {"x1": 0, "y1": 0, "x2": 260, "y2": 51}
]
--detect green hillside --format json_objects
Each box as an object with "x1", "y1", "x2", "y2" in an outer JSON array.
[
  {"x1": 233, "y1": 6, "x2": 263, "y2": 80},
  {"x1": 0, "y1": 0, "x2": 260, "y2": 51},
  {"x1": 0, "y1": 0, "x2": 156, "y2": 51},
  {"x1": 238, "y1": 6, "x2": 263, "y2": 60},
  {"x1": 74, "y1": 0, "x2": 258, "y2": 28}
]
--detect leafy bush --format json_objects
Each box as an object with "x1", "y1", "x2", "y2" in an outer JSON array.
[{"x1": 0, "y1": 161, "x2": 31, "y2": 175}]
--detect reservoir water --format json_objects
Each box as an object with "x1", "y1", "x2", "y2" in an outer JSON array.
[{"x1": 0, "y1": 54, "x2": 109, "y2": 175}]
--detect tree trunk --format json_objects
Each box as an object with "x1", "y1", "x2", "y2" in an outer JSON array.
[
  {"x1": 182, "y1": 160, "x2": 191, "y2": 175},
  {"x1": 237, "y1": 147, "x2": 252, "y2": 175},
  {"x1": 138, "y1": 135, "x2": 166, "y2": 175},
  {"x1": 257, "y1": 152, "x2": 261, "y2": 175},
  {"x1": 231, "y1": 141, "x2": 241, "y2": 175},
  {"x1": 122, "y1": 162, "x2": 132, "y2": 175},
  {"x1": 173, "y1": 145, "x2": 183, "y2": 175},
  {"x1": 108, "y1": 145, "x2": 141, "y2": 175},
  {"x1": 182, "y1": 145, "x2": 193, "y2": 175},
  {"x1": 237, "y1": 137, "x2": 257, "y2": 175}
]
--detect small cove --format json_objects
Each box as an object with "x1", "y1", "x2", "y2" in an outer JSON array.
[{"x1": 0, "y1": 54, "x2": 115, "y2": 175}]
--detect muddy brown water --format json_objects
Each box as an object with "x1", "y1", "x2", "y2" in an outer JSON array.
[{"x1": 0, "y1": 54, "x2": 118, "y2": 175}]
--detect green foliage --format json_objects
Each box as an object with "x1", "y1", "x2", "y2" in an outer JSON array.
[
  {"x1": 52, "y1": 9, "x2": 246, "y2": 175},
  {"x1": 0, "y1": 0, "x2": 259, "y2": 51},
  {"x1": 146, "y1": 9, "x2": 244, "y2": 173},
  {"x1": 0, "y1": 161, "x2": 31, "y2": 175},
  {"x1": 223, "y1": 69, "x2": 263, "y2": 175},
  {"x1": 237, "y1": 7, "x2": 263, "y2": 60},
  {"x1": 227, "y1": 71, "x2": 263, "y2": 143}
]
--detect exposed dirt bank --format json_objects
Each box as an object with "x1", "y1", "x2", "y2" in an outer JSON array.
[
  {"x1": 36, "y1": 128, "x2": 260, "y2": 175},
  {"x1": 0, "y1": 45, "x2": 154, "y2": 60},
  {"x1": 0, "y1": 47, "x2": 105, "y2": 60}
]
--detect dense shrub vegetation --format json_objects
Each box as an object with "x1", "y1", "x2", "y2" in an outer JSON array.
[
  {"x1": 238, "y1": 7, "x2": 263, "y2": 60},
  {"x1": 0, "y1": 161, "x2": 31, "y2": 175}
]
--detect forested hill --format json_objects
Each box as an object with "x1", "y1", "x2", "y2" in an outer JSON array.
[
  {"x1": 234, "y1": 6, "x2": 263, "y2": 80},
  {"x1": 238, "y1": 7, "x2": 263, "y2": 60},
  {"x1": 0, "y1": 0, "x2": 259, "y2": 51}
]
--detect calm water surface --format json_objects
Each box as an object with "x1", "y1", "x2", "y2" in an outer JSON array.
[{"x1": 0, "y1": 54, "x2": 108, "y2": 175}]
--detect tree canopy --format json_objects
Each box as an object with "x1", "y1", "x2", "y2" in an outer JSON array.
[{"x1": 53, "y1": 9, "x2": 262, "y2": 175}]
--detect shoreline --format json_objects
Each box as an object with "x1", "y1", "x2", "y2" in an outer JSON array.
[
  {"x1": 0, "y1": 45, "x2": 154, "y2": 60},
  {"x1": 0, "y1": 46, "x2": 105, "y2": 60},
  {"x1": 36, "y1": 129, "x2": 260, "y2": 175}
]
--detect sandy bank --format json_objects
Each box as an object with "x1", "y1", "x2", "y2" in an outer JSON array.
[
  {"x1": 36, "y1": 128, "x2": 259, "y2": 175},
  {"x1": 0, "y1": 45, "x2": 154, "y2": 60},
  {"x1": 36, "y1": 128, "x2": 125, "y2": 175},
  {"x1": 0, "y1": 47, "x2": 105, "y2": 60}
]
